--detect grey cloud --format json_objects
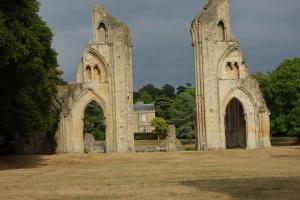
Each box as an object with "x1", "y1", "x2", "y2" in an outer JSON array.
[{"x1": 39, "y1": 0, "x2": 300, "y2": 89}]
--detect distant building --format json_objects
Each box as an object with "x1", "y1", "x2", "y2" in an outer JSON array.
[{"x1": 132, "y1": 102, "x2": 156, "y2": 133}]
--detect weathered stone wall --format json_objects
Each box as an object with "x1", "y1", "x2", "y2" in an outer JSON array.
[
  {"x1": 160, "y1": 125, "x2": 185, "y2": 152},
  {"x1": 191, "y1": 0, "x2": 271, "y2": 150},
  {"x1": 55, "y1": 5, "x2": 134, "y2": 154}
]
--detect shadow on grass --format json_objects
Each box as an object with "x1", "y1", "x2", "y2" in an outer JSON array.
[
  {"x1": 181, "y1": 177, "x2": 300, "y2": 200},
  {"x1": 0, "y1": 155, "x2": 48, "y2": 170},
  {"x1": 271, "y1": 154, "x2": 300, "y2": 158}
]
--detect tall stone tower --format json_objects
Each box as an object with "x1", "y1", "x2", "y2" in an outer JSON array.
[
  {"x1": 191, "y1": 0, "x2": 271, "y2": 150},
  {"x1": 56, "y1": 5, "x2": 134, "y2": 153}
]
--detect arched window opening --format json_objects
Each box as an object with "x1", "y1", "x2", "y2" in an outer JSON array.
[
  {"x1": 94, "y1": 66, "x2": 101, "y2": 81},
  {"x1": 98, "y1": 22, "x2": 107, "y2": 43},
  {"x1": 226, "y1": 62, "x2": 233, "y2": 70},
  {"x1": 234, "y1": 62, "x2": 240, "y2": 79},
  {"x1": 83, "y1": 101, "x2": 106, "y2": 153},
  {"x1": 217, "y1": 21, "x2": 226, "y2": 41},
  {"x1": 225, "y1": 98, "x2": 246, "y2": 149},
  {"x1": 225, "y1": 61, "x2": 239, "y2": 79},
  {"x1": 86, "y1": 66, "x2": 92, "y2": 81}
]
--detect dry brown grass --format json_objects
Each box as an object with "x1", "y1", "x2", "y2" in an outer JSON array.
[{"x1": 0, "y1": 147, "x2": 300, "y2": 200}]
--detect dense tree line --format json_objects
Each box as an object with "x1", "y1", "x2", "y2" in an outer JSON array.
[
  {"x1": 253, "y1": 58, "x2": 300, "y2": 141},
  {"x1": 0, "y1": 0, "x2": 62, "y2": 154},
  {"x1": 134, "y1": 83, "x2": 196, "y2": 140}
]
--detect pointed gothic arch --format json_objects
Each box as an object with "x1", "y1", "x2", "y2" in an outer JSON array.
[
  {"x1": 225, "y1": 98, "x2": 246, "y2": 149},
  {"x1": 83, "y1": 100, "x2": 106, "y2": 153},
  {"x1": 88, "y1": 48, "x2": 110, "y2": 82},
  {"x1": 85, "y1": 65, "x2": 92, "y2": 81},
  {"x1": 217, "y1": 45, "x2": 246, "y2": 80},
  {"x1": 191, "y1": 0, "x2": 271, "y2": 151},
  {"x1": 98, "y1": 22, "x2": 107, "y2": 43},
  {"x1": 93, "y1": 65, "x2": 101, "y2": 81},
  {"x1": 70, "y1": 89, "x2": 110, "y2": 153},
  {"x1": 221, "y1": 87, "x2": 258, "y2": 149},
  {"x1": 217, "y1": 21, "x2": 226, "y2": 41}
]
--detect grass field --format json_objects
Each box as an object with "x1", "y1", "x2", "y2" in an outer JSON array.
[
  {"x1": 135, "y1": 139, "x2": 196, "y2": 151},
  {"x1": 0, "y1": 147, "x2": 300, "y2": 200}
]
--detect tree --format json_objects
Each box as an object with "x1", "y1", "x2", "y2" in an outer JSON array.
[
  {"x1": 137, "y1": 90, "x2": 153, "y2": 104},
  {"x1": 135, "y1": 83, "x2": 176, "y2": 104},
  {"x1": 161, "y1": 84, "x2": 175, "y2": 98},
  {"x1": 170, "y1": 88, "x2": 196, "y2": 141},
  {"x1": 133, "y1": 91, "x2": 139, "y2": 103},
  {"x1": 176, "y1": 83, "x2": 192, "y2": 95},
  {"x1": 84, "y1": 101, "x2": 105, "y2": 141},
  {"x1": 154, "y1": 96, "x2": 173, "y2": 121},
  {"x1": 135, "y1": 83, "x2": 176, "y2": 101},
  {"x1": 138, "y1": 84, "x2": 161, "y2": 99},
  {"x1": 254, "y1": 58, "x2": 300, "y2": 142},
  {"x1": 0, "y1": 0, "x2": 61, "y2": 153},
  {"x1": 150, "y1": 117, "x2": 168, "y2": 139}
]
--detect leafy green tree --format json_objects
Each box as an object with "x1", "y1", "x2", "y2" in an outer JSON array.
[
  {"x1": 57, "y1": 77, "x2": 68, "y2": 86},
  {"x1": 0, "y1": 0, "x2": 61, "y2": 153},
  {"x1": 84, "y1": 101, "x2": 105, "y2": 141},
  {"x1": 138, "y1": 84, "x2": 161, "y2": 99},
  {"x1": 133, "y1": 91, "x2": 139, "y2": 103},
  {"x1": 161, "y1": 84, "x2": 175, "y2": 98},
  {"x1": 137, "y1": 90, "x2": 153, "y2": 104},
  {"x1": 154, "y1": 96, "x2": 173, "y2": 121},
  {"x1": 135, "y1": 83, "x2": 176, "y2": 102},
  {"x1": 150, "y1": 117, "x2": 168, "y2": 136},
  {"x1": 254, "y1": 58, "x2": 300, "y2": 141},
  {"x1": 289, "y1": 98, "x2": 300, "y2": 141},
  {"x1": 176, "y1": 83, "x2": 192, "y2": 95},
  {"x1": 170, "y1": 88, "x2": 196, "y2": 141}
]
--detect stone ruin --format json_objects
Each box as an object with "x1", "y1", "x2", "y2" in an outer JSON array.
[
  {"x1": 53, "y1": 1, "x2": 272, "y2": 155},
  {"x1": 160, "y1": 125, "x2": 185, "y2": 152},
  {"x1": 84, "y1": 133, "x2": 106, "y2": 153},
  {"x1": 55, "y1": 5, "x2": 135, "y2": 154},
  {"x1": 191, "y1": 0, "x2": 271, "y2": 150}
]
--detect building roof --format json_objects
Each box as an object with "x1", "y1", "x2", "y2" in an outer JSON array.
[{"x1": 133, "y1": 104, "x2": 155, "y2": 112}]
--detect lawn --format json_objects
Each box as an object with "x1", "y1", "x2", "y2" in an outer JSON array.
[
  {"x1": 135, "y1": 139, "x2": 196, "y2": 151},
  {"x1": 0, "y1": 147, "x2": 300, "y2": 200}
]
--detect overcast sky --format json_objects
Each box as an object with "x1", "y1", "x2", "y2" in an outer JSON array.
[{"x1": 39, "y1": 0, "x2": 300, "y2": 90}]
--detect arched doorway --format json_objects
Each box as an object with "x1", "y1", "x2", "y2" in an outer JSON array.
[
  {"x1": 225, "y1": 98, "x2": 246, "y2": 149},
  {"x1": 83, "y1": 101, "x2": 106, "y2": 153}
]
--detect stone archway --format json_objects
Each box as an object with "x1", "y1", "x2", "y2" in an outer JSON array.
[
  {"x1": 225, "y1": 98, "x2": 246, "y2": 149},
  {"x1": 191, "y1": 0, "x2": 271, "y2": 150},
  {"x1": 221, "y1": 87, "x2": 257, "y2": 149},
  {"x1": 70, "y1": 89, "x2": 111, "y2": 153},
  {"x1": 56, "y1": 5, "x2": 135, "y2": 154},
  {"x1": 83, "y1": 101, "x2": 106, "y2": 153}
]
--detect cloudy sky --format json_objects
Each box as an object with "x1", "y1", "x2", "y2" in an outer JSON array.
[{"x1": 39, "y1": 0, "x2": 300, "y2": 90}]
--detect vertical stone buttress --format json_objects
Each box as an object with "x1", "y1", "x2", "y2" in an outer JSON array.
[
  {"x1": 56, "y1": 5, "x2": 134, "y2": 153},
  {"x1": 87, "y1": 5, "x2": 135, "y2": 152},
  {"x1": 191, "y1": 0, "x2": 271, "y2": 150}
]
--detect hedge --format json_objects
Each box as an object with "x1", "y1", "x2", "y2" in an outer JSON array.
[{"x1": 134, "y1": 132, "x2": 167, "y2": 140}]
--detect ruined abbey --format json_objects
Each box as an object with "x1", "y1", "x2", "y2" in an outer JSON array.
[
  {"x1": 54, "y1": 0, "x2": 271, "y2": 154},
  {"x1": 191, "y1": 0, "x2": 271, "y2": 150},
  {"x1": 55, "y1": 5, "x2": 134, "y2": 153}
]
